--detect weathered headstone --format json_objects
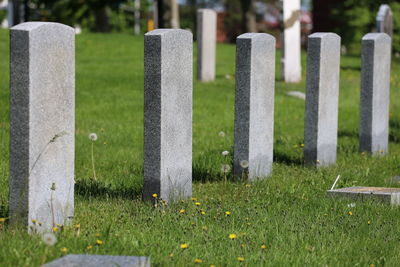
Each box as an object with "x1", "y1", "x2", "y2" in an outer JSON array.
[
  {"x1": 282, "y1": 0, "x2": 301, "y2": 83},
  {"x1": 234, "y1": 33, "x2": 275, "y2": 180},
  {"x1": 197, "y1": 9, "x2": 217, "y2": 82},
  {"x1": 360, "y1": 33, "x2": 391, "y2": 154},
  {"x1": 327, "y1": 186, "x2": 400, "y2": 205},
  {"x1": 304, "y1": 33, "x2": 341, "y2": 166},
  {"x1": 42, "y1": 254, "x2": 150, "y2": 267},
  {"x1": 143, "y1": 29, "x2": 192, "y2": 202},
  {"x1": 376, "y1": 4, "x2": 393, "y2": 37},
  {"x1": 9, "y1": 22, "x2": 75, "y2": 231}
]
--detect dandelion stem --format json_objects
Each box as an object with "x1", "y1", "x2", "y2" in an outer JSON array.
[{"x1": 91, "y1": 142, "x2": 97, "y2": 180}]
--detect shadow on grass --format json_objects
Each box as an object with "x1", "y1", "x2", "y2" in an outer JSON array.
[
  {"x1": 273, "y1": 150, "x2": 303, "y2": 166},
  {"x1": 0, "y1": 205, "x2": 8, "y2": 219},
  {"x1": 75, "y1": 179, "x2": 141, "y2": 199}
]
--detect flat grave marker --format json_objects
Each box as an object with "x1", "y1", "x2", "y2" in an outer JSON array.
[{"x1": 327, "y1": 186, "x2": 400, "y2": 205}]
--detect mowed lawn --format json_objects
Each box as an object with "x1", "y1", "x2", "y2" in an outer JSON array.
[{"x1": 1, "y1": 29, "x2": 400, "y2": 266}]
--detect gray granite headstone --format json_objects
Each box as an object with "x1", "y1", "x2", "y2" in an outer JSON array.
[
  {"x1": 234, "y1": 33, "x2": 275, "y2": 180},
  {"x1": 376, "y1": 4, "x2": 393, "y2": 37},
  {"x1": 327, "y1": 186, "x2": 400, "y2": 205},
  {"x1": 197, "y1": 9, "x2": 217, "y2": 82},
  {"x1": 9, "y1": 22, "x2": 75, "y2": 232},
  {"x1": 304, "y1": 33, "x2": 341, "y2": 167},
  {"x1": 143, "y1": 29, "x2": 192, "y2": 202},
  {"x1": 360, "y1": 33, "x2": 391, "y2": 154},
  {"x1": 42, "y1": 254, "x2": 150, "y2": 267}
]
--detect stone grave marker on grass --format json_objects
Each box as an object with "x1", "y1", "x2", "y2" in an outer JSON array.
[
  {"x1": 197, "y1": 9, "x2": 217, "y2": 82},
  {"x1": 304, "y1": 33, "x2": 340, "y2": 167},
  {"x1": 143, "y1": 29, "x2": 192, "y2": 202},
  {"x1": 359, "y1": 33, "x2": 391, "y2": 154},
  {"x1": 233, "y1": 33, "x2": 275, "y2": 180},
  {"x1": 9, "y1": 22, "x2": 75, "y2": 232},
  {"x1": 42, "y1": 254, "x2": 150, "y2": 267}
]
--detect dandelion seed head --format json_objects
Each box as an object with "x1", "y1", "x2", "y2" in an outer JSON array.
[
  {"x1": 88, "y1": 133, "x2": 98, "y2": 141},
  {"x1": 221, "y1": 164, "x2": 231, "y2": 173},
  {"x1": 42, "y1": 233, "x2": 57, "y2": 246},
  {"x1": 218, "y1": 131, "x2": 225, "y2": 137},
  {"x1": 240, "y1": 160, "x2": 249, "y2": 168},
  {"x1": 222, "y1": 150, "x2": 229, "y2": 156}
]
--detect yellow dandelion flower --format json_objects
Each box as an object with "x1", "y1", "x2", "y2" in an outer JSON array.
[
  {"x1": 200, "y1": 209, "x2": 206, "y2": 215},
  {"x1": 52, "y1": 227, "x2": 59, "y2": 232},
  {"x1": 245, "y1": 184, "x2": 251, "y2": 188},
  {"x1": 169, "y1": 253, "x2": 174, "y2": 257},
  {"x1": 229, "y1": 233, "x2": 237, "y2": 240},
  {"x1": 194, "y1": 259, "x2": 203, "y2": 263},
  {"x1": 300, "y1": 144, "x2": 304, "y2": 147},
  {"x1": 348, "y1": 211, "x2": 353, "y2": 216},
  {"x1": 95, "y1": 233, "x2": 101, "y2": 237},
  {"x1": 210, "y1": 265, "x2": 216, "y2": 267},
  {"x1": 225, "y1": 211, "x2": 231, "y2": 216},
  {"x1": 96, "y1": 240, "x2": 103, "y2": 245},
  {"x1": 86, "y1": 245, "x2": 93, "y2": 250},
  {"x1": 32, "y1": 219, "x2": 37, "y2": 224},
  {"x1": 240, "y1": 244, "x2": 245, "y2": 248},
  {"x1": 261, "y1": 244, "x2": 267, "y2": 249},
  {"x1": 237, "y1": 257, "x2": 245, "y2": 262},
  {"x1": 179, "y1": 209, "x2": 185, "y2": 214},
  {"x1": 0, "y1": 218, "x2": 6, "y2": 223},
  {"x1": 60, "y1": 247, "x2": 68, "y2": 253},
  {"x1": 152, "y1": 193, "x2": 158, "y2": 198},
  {"x1": 180, "y1": 243, "x2": 189, "y2": 249},
  {"x1": 191, "y1": 197, "x2": 198, "y2": 201},
  {"x1": 195, "y1": 202, "x2": 201, "y2": 206},
  {"x1": 368, "y1": 220, "x2": 371, "y2": 225},
  {"x1": 75, "y1": 224, "x2": 80, "y2": 229}
]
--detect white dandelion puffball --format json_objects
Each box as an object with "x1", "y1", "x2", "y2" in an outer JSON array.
[
  {"x1": 221, "y1": 164, "x2": 231, "y2": 173},
  {"x1": 222, "y1": 151, "x2": 229, "y2": 156},
  {"x1": 218, "y1": 131, "x2": 225, "y2": 137},
  {"x1": 88, "y1": 133, "x2": 98, "y2": 141},
  {"x1": 42, "y1": 232, "x2": 57, "y2": 246},
  {"x1": 347, "y1": 203, "x2": 356, "y2": 208},
  {"x1": 240, "y1": 160, "x2": 249, "y2": 168}
]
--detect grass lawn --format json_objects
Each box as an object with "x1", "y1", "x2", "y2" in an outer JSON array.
[{"x1": 1, "y1": 29, "x2": 400, "y2": 266}]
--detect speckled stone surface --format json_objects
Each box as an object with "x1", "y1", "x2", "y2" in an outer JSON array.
[
  {"x1": 282, "y1": 0, "x2": 301, "y2": 83},
  {"x1": 42, "y1": 254, "x2": 150, "y2": 267},
  {"x1": 376, "y1": 4, "x2": 393, "y2": 37},
  {"x1": 359, "y1": 33, "x2": 391, "y2": 154},
  {"x1": 9, "y1": 22, "x2": 75, "y2": 232},
  {"x1": 143, "y1": 29, "x2": 192, "y2": 202},
  {"x1": 234, "y1": 33, "x2": 275, "y2": 180},
  {"x1": 197, "y1": 9, "x2": 216, "y2": 82},
  {"x1": 304, "y1": 33, "x2": 340, "y2": 167},
  {"x1": 327, "y1": 186, "x2": 400, "y2": 205}
]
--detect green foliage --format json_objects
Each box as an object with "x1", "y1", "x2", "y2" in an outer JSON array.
[
  {"x1": 1, "y1": 29, "x2": 400, "y2": 266},
  {"x1": 331, "y1": 0, "x2": 400, "y2": 53}
]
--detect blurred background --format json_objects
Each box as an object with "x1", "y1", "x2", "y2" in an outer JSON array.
[{"x1": 0, "y1": 0, "x2": 398, "y2": 53}]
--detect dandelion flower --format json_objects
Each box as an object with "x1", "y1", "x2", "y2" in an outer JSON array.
[
  {"x1": 52, "y1": 227, "x2": 59, "y2": 232},
  {"x1": 194, "y1": 259, "x2": 203, "y2": 263},
  {"x1": 368, "y1": 220, "x2": 371, "y2": 225},
  {"x1": 0, "y1": 218, "x2": 5, "y2": 223},
  {"x1": 221, "y1": 164, "x2": 231, "y2": 173},
  {"x1": 261, "y1": 244, "x2": 267, "y2": 249},
  {"x1": 300, "y1": 144, "x2": 304, "y2": 147},
  {"x1": 237, "y1": 257, "x2": 245, "y2": 262},
  {"x1": 88, "y1": 133, "x2": 98, "y2": 141},
  {"x1": 229, "y1": 233, "x2": 237, "y2": 240},
  {"x1": 191, "y1": 197, "x2": 198, "y2": 201},
  {"x1": 169, "y1": 253, "x2": 174, "y2": 257},
  {"x1": 179, "y1": 209, "x2": 186, "y2": 214},
  {"x1": 152, "y1": 193, "x2": 158, "y2": 198},
  {"x1": 42, "y1": 233, "x2": 57, "y2": 246},
  {"x1": 218, "y1": 131, "x2": 225, "y2": 137},
  {"x1": 239, "y1": 160, "x2": 249, "y2": 168},
  {"x1": 225, "y1": 211, "x2": 231, "y2": 216},
  {"x1": 222, "y1": 151, "x2": 229, "y2": 156},
  {"x1": 195, "y1": 202, "x2": 201, "y2": 206},
  {"x1": 348, "y1": 211, "x2": 353, "y2": 216},
  {"x1": 95, "y1": 233, "x2": 101, "y2": 237},
  {"x1": 32, "y1": 219, "x2": 37, "y2": 224},
  {"x1": 201, "y1": 210, "x2": 206, "y2": 215},
  {"x1": 60, "y1": 247, "x2": 68, "y2": 253},
  {"x1": 245, "y1": 184, "x2": 251, "y2": 188},
  {"x1": 96, "y1": 240, "x2": 103, "y2": 245},
  {"x1": 86, "y1": 245, "x2": 93, "y2": 250},
  {"x1": 180, "y1": 243, "x2": 189, "y2": 249}
]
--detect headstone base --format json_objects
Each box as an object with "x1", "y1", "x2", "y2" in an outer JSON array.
[
  {"x1": 327, "y1": 186, "x2": 400, "y2": 205},
  {"x1": 42, "y1": 254, "x2": 150, "y2": 267}
]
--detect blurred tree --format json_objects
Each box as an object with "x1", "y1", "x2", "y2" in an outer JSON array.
[{"x1": 240, "y1": 0, "x2": 256, "y2": 33}]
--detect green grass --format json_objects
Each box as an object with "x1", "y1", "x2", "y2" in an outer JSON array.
[{"x1": 1, "y1": 29, "x2": 400, "y2": 266}]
